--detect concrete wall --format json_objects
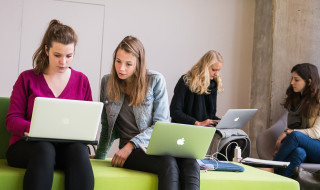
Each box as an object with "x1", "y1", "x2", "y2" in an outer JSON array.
[
  {"x1": 271, "y1": 0, "x2": 320, "y2": 121},
  {"x1": 250, "y1": 0, "x2": 320, "y2": 157}
]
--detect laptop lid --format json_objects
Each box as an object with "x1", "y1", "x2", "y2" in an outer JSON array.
[
  {"x1": 215, "y1": 109, "x2": 257, "y2": 129},
  {"x1": 141, "y1": 122, "x2": 216, "y2": 159},
  {"x1": 27, "y1": 97, "x2": 103, "y2": 144}
]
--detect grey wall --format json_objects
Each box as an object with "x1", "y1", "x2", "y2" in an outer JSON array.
[
  {"x1": 100, "y1": 0, "x2": 255, "y2": 157},
  {"x1": 271, "y1": 0, "x2": 320, "y2": 121},
  {"x1": 100, "y1": 0, "x2": 255, "y2": 117},
  {"x1": 0, "y1": 0, "x2": 256, "y2": 157},
  {"x1": 250, "y1": 0, "x2": 320, "y2": 157}
]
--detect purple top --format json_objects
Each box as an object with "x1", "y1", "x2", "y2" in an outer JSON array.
[{"x1": 6, "y1": 68, "x2": 92, "y2": 146}]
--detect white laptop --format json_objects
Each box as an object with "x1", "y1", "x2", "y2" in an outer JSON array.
[
  {"x1": 25, "y1": 97, "x2": 103, "y2": 144},
  {"x1": 139, "y1": 122, "x2": 216, "y2": 159},
  {"x1": 215, "y1": 109, "x2": 258, "y2": 129}
]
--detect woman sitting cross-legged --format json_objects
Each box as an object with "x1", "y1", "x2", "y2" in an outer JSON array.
[{"x1": 273, "y1": 63, "x2": 320, "y2": 177}]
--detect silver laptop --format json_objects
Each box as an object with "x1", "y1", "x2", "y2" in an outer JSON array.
[
  {"x1": 25, "y1": 97, "x2": 103, "y2": 144},
  {"x1": 215, "y1": 109, "x2": 257, "y2": 129},
  {"x1": 139, "y1": 122, "x2": 216, "y2": 159}
]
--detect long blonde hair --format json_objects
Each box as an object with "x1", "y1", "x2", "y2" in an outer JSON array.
[
  {"x1": 184, "y1": 50, "x2": 223, "y2": 94},
  {"x1": 107, "y1": 36, "x2": 148, "y2": 106}
]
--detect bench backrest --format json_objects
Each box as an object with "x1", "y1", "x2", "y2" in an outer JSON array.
[{"x1": 0, "y1": 97, "x2": 10, "y2": 159}]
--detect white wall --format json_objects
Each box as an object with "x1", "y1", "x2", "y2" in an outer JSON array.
[
  {"x1": 0, "y1": 0, "x2": 255, "y2": 156},
  {"x1": 0, "y1": 0, "x2": 23, "y2": 97},
  {"x1": 101, "y1": 0, "x2": 255, "y2": 116}
]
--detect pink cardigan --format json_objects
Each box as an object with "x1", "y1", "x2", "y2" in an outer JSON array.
[{"x1": 5, "y1": 68, "x2": 92, "y2": 146}]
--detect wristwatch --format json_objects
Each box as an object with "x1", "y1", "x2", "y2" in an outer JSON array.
[{"x1": 284, "y1": 129, "x2": 289, "y2": 135}]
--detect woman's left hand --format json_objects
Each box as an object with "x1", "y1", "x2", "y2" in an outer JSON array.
[{"x1": 111, "y1": 142, "x2": 135, "y2": 168}]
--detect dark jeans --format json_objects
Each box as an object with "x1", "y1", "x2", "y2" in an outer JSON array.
[
  {"x1": 6, "y1": 140, "x2": 94, "y2": 190},
  {"x1": 124, "y1": 148, "x2": 200, "y2": 190},
  {"x1": 274, "y1": 131, "x2": 320, "y2": 177}
]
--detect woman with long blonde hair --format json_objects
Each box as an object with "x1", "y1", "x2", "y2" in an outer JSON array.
[{"x1": 170, "y1": 50, "x2": 223, "y2": 126}]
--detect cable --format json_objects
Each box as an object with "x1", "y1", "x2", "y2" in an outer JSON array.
[
  {"x1": 205, "y1": 151, "x2": 228, "y2": 162},
  {"x1": 225, "y1": 141, "x2": 239, "y2": 161},
  {"x1": 241, "y1": 138, "x2": 248, "y2": 154},
  {"x1": 203, "y1": 154, "x2": 220, "y2": 170}
]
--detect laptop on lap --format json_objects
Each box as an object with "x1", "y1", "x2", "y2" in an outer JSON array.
[
  {"x1": 215, "y1": 109, "x2": 257, "y2": 129},
  {"x1": 25, "y1": 97, "x2": 103, "y2": 144},
  {"x1": 139, "y1": 122, "x2": 216, "y2": 159}
]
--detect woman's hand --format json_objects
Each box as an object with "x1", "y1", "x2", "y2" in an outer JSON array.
[
  {"x1": 273, "y1": 129, "x2": 293, "y2": 157},
  {"x1": 111, "y1": 142, "x2": 135, "y2": 168},
  {"x1": 195, "y1": 119, "x2": 217, "y2": 127},
  {"x1": 274, "y1": 132, "x2": 286, "y2": 157}
]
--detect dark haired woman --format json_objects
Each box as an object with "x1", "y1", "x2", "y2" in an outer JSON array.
[
  {"x1": 6, "y1": 19, "x2": 94, "y2": 190},
  {"x1": 95, "y1": 36, "x2": 200, "y2": 190},
  {"x1": 273, "y1": 63, "x2": 320, "y2": 177}
]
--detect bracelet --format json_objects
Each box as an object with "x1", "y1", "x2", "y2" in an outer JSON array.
[{"x1": 284, "y1": 129, "x2": 289, "y2": 135}]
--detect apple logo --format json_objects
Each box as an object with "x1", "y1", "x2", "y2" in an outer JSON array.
[
  {"x1": 177, "y1": 138, "x2": 185, "y2": 145},
  {"x1": 234, "y1": 117, "x2": 240, "y2": 122}
]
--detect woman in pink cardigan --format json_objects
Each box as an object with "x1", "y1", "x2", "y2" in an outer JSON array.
[{"x1": 6, "y1": 19, "x2": 94, "y2": 190}]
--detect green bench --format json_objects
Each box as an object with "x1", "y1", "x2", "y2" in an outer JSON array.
[
  {"x1": 0, "y1": 158, "x2": 299, "y2": 190},
  {"x1": 0, "y1": 97, "x2": 299, "y2": 190}
]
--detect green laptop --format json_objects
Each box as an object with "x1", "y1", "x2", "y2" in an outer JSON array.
[{"x1": 139, "y1": 122, "x2": 216, "y2": 159}]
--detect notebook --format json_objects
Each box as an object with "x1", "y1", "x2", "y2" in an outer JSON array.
[
  {"x1": 25, "y1": 97, "x2": 103, "y2": 144},
  {"x1": 139, "y1": 122, "x2": 216, "y2": 159},
  {"x1": 215, "y1": 109, "x2": 258, "y2": 129},
  {"x1": 240, "y1": 157, "x2": 290, "y2": 168}
]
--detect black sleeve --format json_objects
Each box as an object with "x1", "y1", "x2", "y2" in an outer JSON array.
[{"x1": 170, "y1": 76, "x2": 197, "y2": 125}]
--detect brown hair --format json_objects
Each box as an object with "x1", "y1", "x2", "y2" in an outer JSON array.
[
  {"x1": 283, "y1": 63, "x2": 320, "y2": 118},
  {"x1": 32, "y1": 19, "x2": 78, "y2": 74},
  {"x1": 107, "y1": 36, "x2": 148, "y2": 106}
]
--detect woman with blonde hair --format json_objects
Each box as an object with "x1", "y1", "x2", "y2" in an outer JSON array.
[
  {"x1": 170, "y1": 50, "x2": 223, "y2": 126},
  {"x1": 95, "y1": 36, "x2": 200, "y2": 190}
]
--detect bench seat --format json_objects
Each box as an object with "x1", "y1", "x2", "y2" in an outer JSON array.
[{"x1": 0, "y1": 158, "x2": 299, "y2": 190}]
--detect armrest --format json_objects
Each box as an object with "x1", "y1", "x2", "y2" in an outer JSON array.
[{"x1": 256, "y1": 112, "x2": 288, "y2": 160}]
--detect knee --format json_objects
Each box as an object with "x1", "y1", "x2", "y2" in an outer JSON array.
[
  {"x1": 161, "y1": 155, "x2": 178, "y2": 170},
  {"x1": 292, "y1": 147, "x2": 307, "y2": 161},
  {"x1": 33, "y1": 142, "x2": 56, "y2": 158},
  {"x1": 182, "y1": 159, "x2": 200, "y2": 171},
  {"x1": 288, "y1": 131, "x2": 303, "y2": 139},
  {"x1": 65, "y1": 143, "x2": 89, "y2": 158}
]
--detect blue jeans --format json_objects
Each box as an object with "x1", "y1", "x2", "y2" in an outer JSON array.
[{"x1": 273, "y1": 131, "x2": 320, "y2": 177}]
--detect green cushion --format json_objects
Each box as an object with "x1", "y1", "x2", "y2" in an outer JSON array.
[
  {"x1": 0, "y1": 97, "x2": 10, "y2": 159},
  {"x1": 0, "y1": 96, "x2": 299, "y2": 190},
  {"x1": 0, "y1": 159, "x2": 299, "y2": 190},
  {"x1": 200, "y1": 164, "x2": 299, "y2": 190}
]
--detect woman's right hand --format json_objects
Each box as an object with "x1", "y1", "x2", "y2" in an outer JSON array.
[
  {"x1": 111, "y1": 142, "x2": 135, "y2": 168},
  {"x1": 195, "y1": 119, "x2": 217, "y2": 126},
  {"x1": 273, "y1": 132, "x2": 287, "y2": 157}
]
